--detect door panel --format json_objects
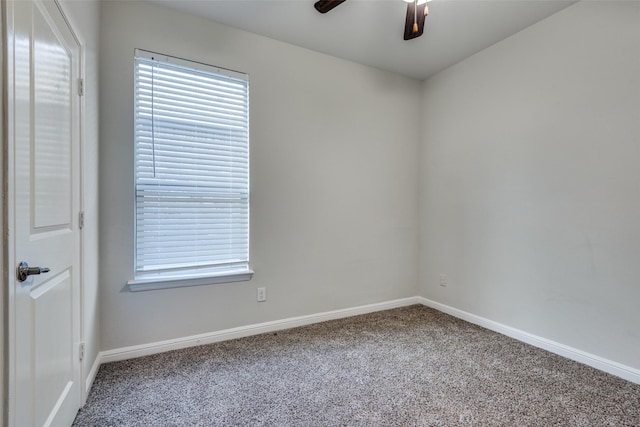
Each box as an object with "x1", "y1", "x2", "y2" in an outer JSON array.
[
  {"x1": 33, "y1": 2, "x2": 72, "y2": 229},
  {"x1": 7, "y1": 0, "x2": 82, "y2": 426},
  {"x1": 32, "y1": 270, "x2": 73, "y2": 426}
]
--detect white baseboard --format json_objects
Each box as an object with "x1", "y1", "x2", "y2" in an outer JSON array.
[
  {"x1": 417, "y1": 297, "x2": 640, "y2": 385},
  {"x1": 84, "y1": 294, "x2": 639, "y2": 397},
  {"x1": 99, "y1": 297, "x2": 420, "y2": 365},
  {"x1": 84, "y1": 352, "x2": 103, "y2": 402}
]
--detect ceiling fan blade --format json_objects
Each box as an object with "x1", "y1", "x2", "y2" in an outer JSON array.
[
  {"x1": 403, "y1": 2, "x2": 427, "y2": 40},
  {"x1": 314, "y1": 0, "x2": 346, "y2": 14}
]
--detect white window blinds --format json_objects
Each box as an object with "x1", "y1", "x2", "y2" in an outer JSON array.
[{"x1": 134, "y1": 50, "x2": 249, "y2": 276}]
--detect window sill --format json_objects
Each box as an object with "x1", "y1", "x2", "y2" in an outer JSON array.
[{"x1": 127, "y1": 269, "x2": 254, "y2": 292}]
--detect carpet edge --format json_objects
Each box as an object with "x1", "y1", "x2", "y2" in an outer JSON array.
[
  {"x1": 92, "y1": 297, "x2": 420, "y2": 377},
  {"x1": 87, "y1": 295, "x2": 640, "y2": 398},
  {"x1": 418, "y1": 297, "x2": 640, "y2": 385}
]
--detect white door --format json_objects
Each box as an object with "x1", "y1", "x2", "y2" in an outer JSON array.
[{"x1": 6, "y1": 0, "x2": 82, "y2": 426}]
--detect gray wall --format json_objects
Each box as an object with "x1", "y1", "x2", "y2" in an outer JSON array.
[
  {"x1": 419, "y1": 1, "x2": 640, "y2": 370},
  {"x1": 58, "y1": 0, "x2": 101, "y2": 395},
  {"x1": 99, "y1": 1, "x2": 421, "y2": 350}
]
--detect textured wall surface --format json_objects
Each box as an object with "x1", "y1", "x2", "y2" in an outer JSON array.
[
  {"x1": 419, "y1": 1, "x2": 640, "y2": 370},
  {"x1": 99, "y1": 1, "x2": 421, "y2": 350}
]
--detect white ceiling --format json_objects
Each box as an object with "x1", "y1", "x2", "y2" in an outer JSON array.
[{"x1": 148, "y1": 0, "x2": 574, "y2": 80}]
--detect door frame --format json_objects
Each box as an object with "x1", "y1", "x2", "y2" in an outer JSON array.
[
  {"x1": 2, "y1": 0, "x2": 7, "y2": 424},
  {"x1": 1, "y1": 0, "x2": 87, "y2": 424}
]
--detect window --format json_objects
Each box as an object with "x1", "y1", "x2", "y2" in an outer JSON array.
[{"x1": 129, "y1": 50, "x2": 251, "y2": 291}]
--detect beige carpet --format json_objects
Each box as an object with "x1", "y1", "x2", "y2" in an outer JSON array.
[{"x1": 73, "y1": 305, "x2": 640, "y2": 426}]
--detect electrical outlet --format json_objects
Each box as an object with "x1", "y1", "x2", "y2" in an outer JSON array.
[
  {"x1": 257, "y1": 287, "x2": 266, "y2": 302},
  {"x1": 440, "y1": 274, "x2": 447, "y2": 287}
]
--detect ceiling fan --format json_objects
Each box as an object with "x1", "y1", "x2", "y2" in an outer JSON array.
[{"x1": 314, "y1": 0, "x2": 430, "y2": 41}]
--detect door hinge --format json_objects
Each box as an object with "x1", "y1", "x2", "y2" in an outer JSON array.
[
  {"x1": 79, "y1": 342, "x2": 85, "y2": 362},
  {"x1": 79, "y1": 211, "x2": 84, "y2": 229},
  {"x1": 78, "y1": 78, "x2": 84, "y2": 96}
]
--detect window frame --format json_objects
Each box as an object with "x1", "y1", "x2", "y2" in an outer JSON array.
[{"x1": 127, "y1": 49, "x2": 253, "y2": 292}]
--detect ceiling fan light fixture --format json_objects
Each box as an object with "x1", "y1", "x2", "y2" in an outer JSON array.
[
  {"x1": 403, "y1": 0, "x2": 428, "y2": 40},
  {"x1": 315, "y1": 0, "x2": 431, "y2": 41}
]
